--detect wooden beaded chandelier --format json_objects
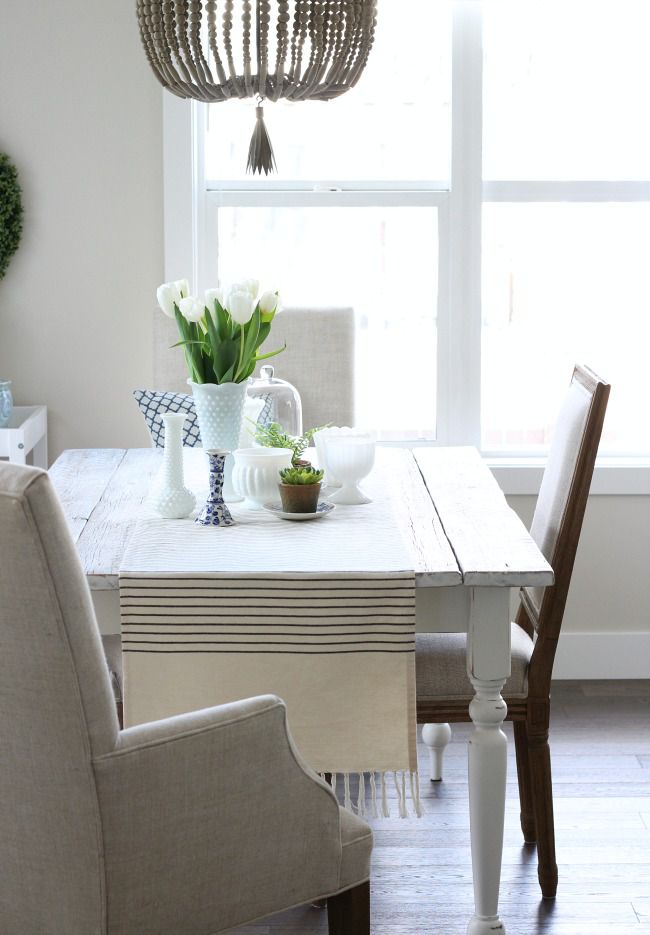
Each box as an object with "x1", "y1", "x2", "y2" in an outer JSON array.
[{"x1": 136, "y1": 0, "x2": 378, "y2": 175}]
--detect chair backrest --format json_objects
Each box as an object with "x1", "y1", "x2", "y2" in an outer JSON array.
[
  {"x1": 518, "y1": 365, "x2": 610, "y2": 690},
  {"x1": 0, "y1": 463, "x2": 119, "y2": 934},
  {"x1": 255, "y1": 307, "x2": 355, "y2": 430},
  {"x1": 154, "y1": 306, "x2": 356, "y2": 431}
]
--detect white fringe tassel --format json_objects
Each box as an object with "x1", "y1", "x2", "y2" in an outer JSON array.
[
  {"x1": 357, "y1": 772, "x2": 366, "y2": 817},
  {"x1": 343, "y1": 772, "x2": 352, "y2": 811},
  {"x1": 329, "y1": 770, "x2": 423, "y2": 819},
  {"x1": 369, "y1": 772, "x2": 379, "y2": 818}
]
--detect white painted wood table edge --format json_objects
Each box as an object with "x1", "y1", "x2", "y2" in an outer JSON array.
[
  {"x1": 50, "y1": 446, "x2": 554, "y2": 935},
  {"x1": 0, "y1": 405, "x2": 48, "y2": 468},
  {"x1": 415, "y1": 447, "x2": 553, "y2": 935}
]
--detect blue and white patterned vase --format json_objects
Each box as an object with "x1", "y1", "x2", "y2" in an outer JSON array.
[{"x1": 195, "y1": 451, "x2": 235, "y2": 527}]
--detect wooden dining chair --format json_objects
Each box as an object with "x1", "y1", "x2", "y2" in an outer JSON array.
[{"x1": 416, "y1": 364, "x2": 610, "y2": 899}]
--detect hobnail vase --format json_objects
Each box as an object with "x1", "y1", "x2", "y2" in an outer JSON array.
[
  {"x1": 150, "y1": 412, "x2": 196, "y2": 519},
  {"x1": 188, "y1": 379, "x2": 249, "y2": 449},
  {"x1": 189, "y1": 379, "x2": 249, "y2": 502}
]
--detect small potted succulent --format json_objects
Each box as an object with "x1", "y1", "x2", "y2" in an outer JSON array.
[{"x1": 278, "y1": 465, "x2": 324, "y2": 513}]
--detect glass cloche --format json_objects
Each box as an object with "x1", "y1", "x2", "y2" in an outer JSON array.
[{"x1": 247, "y1": 365, "x2": 303, "y2": 436}]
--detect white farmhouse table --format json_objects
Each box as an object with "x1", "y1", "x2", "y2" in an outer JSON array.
[{"x1": 50, "y1": 446, "x2": 553, "y2": 935}]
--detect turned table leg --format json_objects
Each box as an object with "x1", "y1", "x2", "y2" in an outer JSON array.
[{"x1": 466, "y1": 587, "x2": 511, "y2": 935}]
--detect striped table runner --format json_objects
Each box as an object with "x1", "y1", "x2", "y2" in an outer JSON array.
[{"x1": 119, "y1": 479, "x2": 420, "y2": 816}]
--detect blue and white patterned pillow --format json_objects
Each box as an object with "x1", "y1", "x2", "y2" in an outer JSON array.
[{"x1": 133, "y1": 390, "x2": 201, "y2": 448}]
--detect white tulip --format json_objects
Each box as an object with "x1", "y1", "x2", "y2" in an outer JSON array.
[
  {"x1": 179, "y1": 296, "x2": 206, "y2": 323},
  {"x1": 174, "y1": 278, "x2": 190, "y2": 300},
  {"x1": 156, "y1": 282, "x2": 180, "y2": 318},
  {"x1": 258, "y1": 290, "x2": 280, "y2": 315},
  {"x1": 204, "y1": 287, "x2": 225, "y2": 311},
  {"x1": 241, "y1": 278, "x2": 259, "y2": 301},
  {"x1": 228, "y1": 289, "x2": 255, "y2": 325}
]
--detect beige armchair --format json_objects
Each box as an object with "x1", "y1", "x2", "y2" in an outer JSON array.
[{"x1": 0, "y1": 463, "x2": 372, "y2": 935}]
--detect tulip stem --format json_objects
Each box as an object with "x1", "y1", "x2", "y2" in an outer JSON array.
[{"x1": 235, "y1": 323, "x2": 245, "y2": 383}]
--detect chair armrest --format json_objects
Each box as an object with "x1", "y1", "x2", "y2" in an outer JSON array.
[{"x1": 92, "y1": 695, "x2": 343, "y2": 935}]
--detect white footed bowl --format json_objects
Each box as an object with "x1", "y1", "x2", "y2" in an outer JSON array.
[{"x1": 232, "y1": 447, "x2": 294, "y2": 509}]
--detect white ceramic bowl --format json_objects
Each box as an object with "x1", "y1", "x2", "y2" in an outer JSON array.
[{"x1": 231, "y1": 447, "x2": 294, "y2": 509}]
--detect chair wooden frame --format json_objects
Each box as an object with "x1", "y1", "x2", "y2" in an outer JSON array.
[{"x1": 417, "y1": 365, "x2": 610, "y2": 899}]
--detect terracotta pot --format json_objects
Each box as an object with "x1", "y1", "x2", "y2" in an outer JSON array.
[{"x1": 278, "y1": 482, "x2": 322, "y2": 513}]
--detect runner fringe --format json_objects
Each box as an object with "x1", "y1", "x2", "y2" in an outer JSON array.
[{"x1": 326, "y1": 770, "x2": 422, "y2": 818}]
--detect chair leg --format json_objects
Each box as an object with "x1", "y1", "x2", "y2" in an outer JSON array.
[
  {"x1": 328, "y1": 882, "x2": 370, "y2": 935},
  {"x1": 528, "y1": 728, "x2": 558, "y2": 898},
  {"x1": 513, "y1": 720, "x2": 536, "y2": 843},
  {"x1": 421, "y1": 722, "x2": 452, "y2": 781}
]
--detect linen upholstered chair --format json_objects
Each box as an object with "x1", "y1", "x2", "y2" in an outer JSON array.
[
  {"x1": 0, "y1": 462, "x2": 372, "y2": 935},
  {"x1": 416, "y1": 364, "x2": 610, "y2": 900}
]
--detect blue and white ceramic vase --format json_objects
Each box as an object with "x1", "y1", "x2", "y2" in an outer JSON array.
[
  {"x1": 195, "y1": 451, "x2": 235, "y2": 527},
  {"x1": 0, "y1": 381, "x2": 13, "y2": 428},
  {"x1": 188, "y1": 379, "x2": 249, "y2": 502}
]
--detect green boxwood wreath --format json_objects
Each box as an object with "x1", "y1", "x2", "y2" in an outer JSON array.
[{"x1": 0, "y1": 153, "x2": 23, "y2": 280}]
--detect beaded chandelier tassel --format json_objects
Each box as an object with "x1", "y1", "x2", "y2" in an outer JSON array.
[
  {"x1": 136, "y1": 0, "x2": 378, "y2": 175},
  {"x1": 246, "y1": 102, "x2": 276, "y2": 176}
]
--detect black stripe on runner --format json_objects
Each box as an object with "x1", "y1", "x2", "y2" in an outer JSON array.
[
  {"x1": 120, "y1": 594, "x2": 409, "y2": 611},
  {"x1": 122, "y1": 639, "x2": 415, "y2": 647},
  {"x1": 122, "y1": 647, "x2": 415, "y2": 654},
  {"x1": 119, "y1": 575, "x2": 414, "y2": 583},
  {"x1": 119, "y1": 611, "x2": 413, "y2": 619}
]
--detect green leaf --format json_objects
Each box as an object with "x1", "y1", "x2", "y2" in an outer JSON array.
[
  {"x1": 256, "y1": 321, "x2": 271, "y2": 349},
  {"x1": 234, "y1": 307, "x2": 261, "y2": 382},
  {"x1": 204, "y1": 305, "x2": 222, "y2": 362},
  {"x1": 215, "y1": 299, "x2": 230, "y2": 342},
  {"x1": 254, "y1": 343, "x2": 286, "y2": 362}
]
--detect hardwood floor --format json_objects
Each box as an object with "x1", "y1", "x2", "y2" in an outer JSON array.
[{"x1": 225, "y1": 680, "x2": 650, "y2": 934}]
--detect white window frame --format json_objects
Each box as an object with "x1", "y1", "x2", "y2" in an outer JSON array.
[{"x1": 162, "y1": 0, "x2": 650, "y2": 494}]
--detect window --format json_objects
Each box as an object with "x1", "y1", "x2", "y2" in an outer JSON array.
[
  {"x1": 481, "y1": 0, "x2": 650, "y2": 456},
  {"x1": 169, "y1": 0, "x2": 650, "y2": 466}
]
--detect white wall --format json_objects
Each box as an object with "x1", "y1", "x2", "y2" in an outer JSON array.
[
  {"x1": 0, "y1": 0, "x2": 162, "y2": 459},
  {"x1": 508, "y1": 494, "x2": 650, "y2": 678}
]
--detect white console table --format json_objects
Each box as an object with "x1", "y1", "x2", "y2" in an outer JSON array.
[{"x1": 0, "y1": 406, "x2": 48, "y2": 468}]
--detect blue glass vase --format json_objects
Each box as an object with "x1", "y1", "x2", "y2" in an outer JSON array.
[
  {"x1": 0, "y1": 381, "x2": 13, "y2": 428},
  {"x1": 195, "y1": 451, "x2": 235, "y2": 527}
]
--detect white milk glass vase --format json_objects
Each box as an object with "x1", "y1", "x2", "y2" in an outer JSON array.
[
  {"x1": 150, "y1": 412, "x2": 196, "y2": 519},
  {"x1": 326, "y1": 435, "x2": 376, "y2": 505},
  {"x1": 188, "y1": 379, "x2": 249, "y2": 502}
]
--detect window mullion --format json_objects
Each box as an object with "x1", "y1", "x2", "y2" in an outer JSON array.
[{"x1": 446, "y1": 0, "x2": 483, "y2": 446}]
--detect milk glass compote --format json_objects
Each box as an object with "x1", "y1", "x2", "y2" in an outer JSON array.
[{"x1": 325, "y1": 435, "x2": 375, "y2": 505}]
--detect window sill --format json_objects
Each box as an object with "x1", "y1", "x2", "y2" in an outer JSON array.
[
  {"x1": 378, "y1": 440, "x2": 650, "y2": 495},
  {"x1": 486, "y1": 457, "x2": 650, "y2": 496}
]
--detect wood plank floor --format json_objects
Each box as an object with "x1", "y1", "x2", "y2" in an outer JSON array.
[{"x1": 225, "y1": 680, "x2": 650, "y2": 935}]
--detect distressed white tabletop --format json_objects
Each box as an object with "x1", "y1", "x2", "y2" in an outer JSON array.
[{"x1": 49, "y1": 447, "x2": 552, "y2": 591}]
